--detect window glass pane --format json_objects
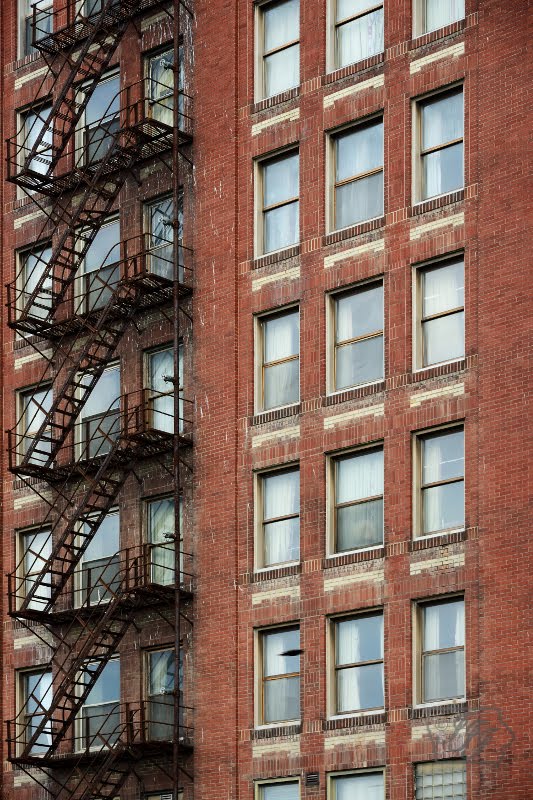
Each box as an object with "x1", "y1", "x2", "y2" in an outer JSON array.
[
  {"x1": 24, "y1": 669, "x2": 52, "y2": 753},
  {"x1": 336, "y1": 615, "x2": 383, "y2": 664},
  {"x1": 264, "y1": 312, "x2": 299, "y2": 362},
  {"x1": 423, "y1": 481, "x2": 464, "y2": 532},
  {"x1": 149, "y1": 650, "x2": 175, "y2": 695},
  {"x1": 264, "y1": 675, "x2": 300, "y2": 722},
  {"x1": 425, "y1": 0, "x2": 465, "y2": 33},
  {"x1": 336, "y1": 336, "x2": 384, "y2": 389},
  {"x1": 22, "y1": 245, "x2": 52, "y2": 318},
  {"x1": 264, "y1": 0, "x2": 299, "y2": 51},
  {"x1": 423, "y1": 312, "x2": 464, "y2": 366},
  {"x1": 423, "y1": 142, "x2": 463, "y2": 199},
  {"x1": 424, "y1": 600, "x2": 465, "y2": 649},
  {"x1": 264, "y1": 44, "x2": 300, "y2": 97},
  {"x1": 337, "y1": 498, "x2": 383, "y2": 550},
  {"x1": 84, "y1": 221, "x2": 120, "y2": 273},
  {"x1": 264, "y1": 517, "x2": 300, "y2": 565},
  {"x1": 264, "y1": 469, "x2": 299, "y2": 519},
  {"x1": 422, "y1": 430, "x2": 464, "y2": 484},
  {"x1": 336, "y1": 284, "x2": 383, "y2": 341},
  {"x1": 24, "y1": 106, "x2": 53, "y2": 174},
  {"x1": 337, "y1": 662, "x2": 384, "y2": 711},
  {"x1": 148, "y1": 496, "x2": 176, "y2": 585},
  {"x1": 261, "y1": 782, "x2": 299, "y2": 800},
  {"x1": 85, "y1": 659, "x2": 120, "y2": 705},
  {"x1": 337, "y1": 0, "x2": 379, "y2": 19},
  {"x1": 82, "y1": 367, "x2": 120, "y2": 418},
  {"x1": 81, "y1": 512, "x2": 119, "y2": 604},
  {"x1": 336, "y1": 8, "x2": 383, "y2": 67},
  {"x1": 422, "y1": 92, "x2": 463, "y2": 150},
  {"x1": 335, "y1": 171, "x2": 384, "y2": 229},
  {"x1": 336, "y1": 123, "x2": 383, "y2": 181},
  {"x1": 332, "y1": 772, "x2": 384, "y2": 800},
  {"x1": 422, "y1": 261, "x2": 464, "y2": 318},
  {"x1": 264, "y1": 629, "x2": 299, "y2": 676},
  {"x1": 424, "y1": 650, "x2": 464, "y2": 701},
  {"x1": 85, "y1": 78, "x2": 120, "y2": 126},
  {"x1": 22, "y1": 387, "x2": 51, "y2": 432},
  {"x1": 264, "y1": 201, "x2": 299, "y2": 252},
  {"x1": 336, "y1": 449, "x2": 383, "y2": 504},
  {"x1": 24, "y1": 528, "x2": 51, "y2": 574},
  {"x1": 264, "y1": 360, "x2": 299, "y2": 409},
  {"x1": 264, "y1": 153, "x2": 299, "y2": 207}
]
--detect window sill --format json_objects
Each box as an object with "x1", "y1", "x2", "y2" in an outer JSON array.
[
  {"x1": 324, "y1": 711, "x2": 386, "y2": 730},
  {"x1": 411, "y1": 190, "x2": 464, "y2": 217},
  {"x1": 325, "y1": 381, "x2": 385, "y2": 407},
  {"x1": 412, "y1": 358, "x2": 467, "y2": 382},
  {"x1": 253, "y1": 245, "x2": 300, "y2": 271},
  {"x1": 324, "y1": 52, "x2": 384, "y2": 87},
  {"x1": 252, "y1": 563, "x2": 301, "y2": 582},
  {"x1": 410, "y1": 18, "x2": 466, "y2": 51},
  {"x1": 323, "y1": 546, "x2": 385, "y2": 569},
  {"x1": 252, "y1": 87, "x2": 300, "y2": 115},
  {"x1": 409, "y1": 700, "x2": 467, "y2": 720},
  {"x1": 252, "y1": 722, "x2": 301, "y2": 739},
  {"x1": 251, "y1": 403, "x2": 300, "y2": 427},
  {"x1": 409, "y1": 528, "x2": 468, "y2": 552},
  {"x1": 323, "y1": 216, "x2": 385, "y2": 248}
]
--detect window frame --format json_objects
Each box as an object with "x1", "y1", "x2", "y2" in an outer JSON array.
[
  {"x1": 143, "y1": 343, "x2": 180, "y2": 433},
  {"x1": 328, "y1": 610, "x2": 385, "y2": 718},
  {"x1": 75, "y1": 656, "x2": 120, "y2": 752},
  {"x1": 327, "y1": 768, "x2": 385, "y2": 800},
  {"x1": 254, "y1": 0, "x2": 300, "y2": 102},
  {"x1": 326, "y1": 278, "x2": 385, "y2": 395},
  {"x1": 413, "y1": 596, "x2": 466, "y2": 707},
  {"x1": 75, "y1": 70, "x2": 120, "y2": 168},
  {"x1": 412, "y1": 253, "x2": 465, "y2": 371},
  {"x1": 326, "y1": 442, "x2": 385, "y2": 557},
  {"x1": 74, "y1": 214, "x2": 120, "y2": 316},
  {"x1": 74, "y1": 506, "x2": 120, "y2": 608},
  {"x1": 17, "y1": 524, "x2": 52, "y2": 611},
  {"x1": 255, "y1": 147, "x2": 300, "y2": 257},
  {"x1": 327, "y1": 114, "x2": 384, "y2": 234},
  {"x1": 412, "y1": 423, "x2": 465, "y2": 539},
  {"x1": 16, "y1": 240, "x2": 53, "y2": 323},
  {"x1": 254, "y1": 463, "x2": 300, "y2": 571},
  {"x1": 414, "y1": 759, "x2": 467, "y2": 800},
  {"x1": 145, "y1": 645, "x2": 177, "y2": 742},
  {"x1": 17, "y1": 666, "x2": 53, "y2": 756},
  {"x1": 255, "y1": 624, "x2": 301, "y2": 727},
  {"x1": 144, "y1": 492, "x2": 181, "y2": 586},
  {"x1": 327, "y1": 0, "x2": 384, "y2": 73},
  {"x1": 18, "y1": 0, "x2": 53, "y2": 59},
  {"x1": 254, "y1": 305, "x2": 300, "y2": 414},
  {"x1": 413, "y1": 0, "x2": 466, "y2": 38},
  {"x1": 255, "y1": 778, "x2": 301, "y2": 800},
  {"x1": 17, "y1": 382, "x2": 53, "y2": 466},
  {"x1": 75, "y1": 361, "x2": 121, "y2": 461},
  {"x1": 412, "y1": 83, "x2": 464, "y2": 204}
]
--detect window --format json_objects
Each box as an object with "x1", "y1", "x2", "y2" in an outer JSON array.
[
  {"x1": 18, "y1": 385, "x2": 52, "y2": 465},
  {"x1": 78, "y1": 74, "x2": 120, "y2": 165},
  {"x1": 145, "y1": 194, "x2": 184, "y2": 280},
  {"x1": 257, "y1": 308, "x2": 299, "y2": 411},
  {"x1": 19, "y1": 0, "x2": 52, "y2": 57},
  {"x1": 79, "y1": 659, "x2": 120, "y2": 749},
  {"x1": 331, "y1": 118, "x2": 383, "y2": 230},
  {"x1": 146, "y1": 495, "x2": 181, "y2": 586},
  {"x1": 78, "y1": 365, "x2": 120, "y2": 459},
  {"x1": 257, "y1": 0, "x2": 300, "y2": 100},
  {"x1": 416, "y1": 257, "x2": 464, "y2": 368},
  {"x1": 19, "y1": 669, "x2": 52, "y2": 754},
  {"x1": 330, "y1": 282, "x2": 384, "y2": 392},
  {"x1": 20, "y1": 103, "x2": 53, "y2": 176},
  {"x1": 259, "y1": 627, "x2": 300, "y2": 724},
  {"x1": 417, "y1": 598, "x2": 465, "y2": 704},
  {"x1": 257, "y1": 467, "x2": 300, "y2": 568},
  {"x1": 20, "y1": 527, "x2": 52, "y2": 611},
  {"x1": 77, "y1": 510, "x2": 119, "y2": 607},
  {"x1": 332, "y1": 612, "x2": 384, "y2": 714},
  {"x1": 76, "y1": 218, "x2": 120, "y2": 314},
  {"x1": 415, "y1": 761, "x2": 466, "y2": 799},
  {"x1": 18, "y1": 242, "x2": 52, "y2": 321},
  {"x1": 256, "y1": 780, "x2": 300, "y2": 800},
  {"x1": 330, "y1": 447, "x2": 384, "y2": 553},
  {"x1": 333, "y1": 1, "x2": 384, "y2": 70},
  {"x1": 416, "y1": 0, "x2": 465, "y2": 36},
  {"x1": 416, "y1": 427, "x2": 464, "y2": 536},
  {"x1": 147, "y1": 47, "x2": 181, "y2": 128},
  {"x1": 416, "y1": 88, "x2": 463, "y2": 201},
  {"x1": 146, "y1": 345, "x2": 183, "y2": 433},
  {"x1": 328, "y1": 770, "x2": 384, "y2": 799},
  {"x1": 259, "y1": 150, "x2": 299, "y2": 255},
  {"x1": 83, "y1": 0, "x2": 120, "y2": 16},
  {"x1": 147, "y1": 649, "x2": 176, "y2": 741}
]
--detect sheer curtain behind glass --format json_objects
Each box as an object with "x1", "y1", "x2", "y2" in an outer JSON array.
[
  {"x1": 262, "y1": 469, "x2": 300, "y2": 566},
  {"x1": 422, "y1": 260, "x2": 464, "y2": 366},
  {"x1": 148, "y1": 348, "x2": 175, "y2": 433},
  {"x1": 333, "y1": 772, "x2": 384, "y2": 800},
  {"x1": 335, "y1": 121, "x2": 383, "y2": 229},
  {"x1": 422, "y1": 91, "x2": 463, "y2": 199},
  {"x1": 263, "y1": 311, "x2": 299, "y2": 410},
  {"x1": 148, "y1": 649, "x2": 175, "y2": 740},
  {"x1": 425, "y1": 0, "x2": 464, "y2": 33},
  {"x1": 263, "y1": 0, "x2": 300, "y2": 98},
  {"x1": 263, "y1": 628, "x2": 300, "y2": 723},
  {"x1": 422, "y1": 429, "x2": 464, "y2": 533},
  {"x1": 263, "y1": 152, "x2": 299, "y2": 253},
  {"x1": 335, "y1": 283, "x2": 383, "y2": 389},
  {"x1": 336, "y1": 449, "x2": 384, "y2": 551},
  {"x1": 261, "y1": 783, "x2": 299, "y2": 800},
  {"x1": 148, "y1": 496, "x2": 176, "y2": 586},
  {"x1": 423, "y1": 600, "x2": 464, "y2": 701},
  {"x1": 336, "y1": 614, "x2": 384, "y2": 712},
  {"x1": 336, "y1": 1, "x2": 384, "y2": 68}
]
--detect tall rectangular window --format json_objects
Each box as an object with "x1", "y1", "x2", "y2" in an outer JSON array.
[
  {"x1": 331, "y1": 282, "x2": 384, "y2": 391},
  {"x1": 20, "y1": 669, "x2": 52, "y2": 754},
  {"x1": 258, "y1": 467, "x2": 300, "y2": 568},
  {"x1": 78, "y1": 510, "x2": 120, "y2": 607},
  {"x1": 257, "y1": 781, "x2": 300, "y2": 800},
  {"x1": 19, "y1": 1, "x2": 53, "y2": 57},
  {"x1": 415, "y1": 761, "x2": 466, "y2": 799},
  {"x1": 145, "y1": 194, "x2": 183, "y2": 280},
  {"x1": 417, "y1": 427, "x2": 464, "y2": 535},
  {"x1": 418, "y1": 0, "x2": 465, "y2": 35},
  {"x1": 146, "y1": 346, "x2": 177, "y2": 433},
  {"x1": 260, "y1": 627, "x2": 300, "y2": 724},
  {"x1": 331, "y1": 447, "x2": 384, "y2": 553},
  {"x1": 79, "y1": 659, "x2": 120, "y2": 749},
  {"x1": 260, "y1": 151, "x2": 299, "y2": 255},
  {"x1": 147, "y1": 649, "x2": 175, "y2": 741},
  {"x1": 328, "y1": 771, "x2": 384, "y2": 799},
  {"x1": 417, "y1": 88, "x2": 463, "y2": 201},
  {"x1": 21, "y1": 103, "x2": 53, "y2": 176},
  {"x1": 258, "y1": 0, "x2": 300, "y2": 99},
  {"x1": 418, "y1": 598, "x2": 465, "y2": 704},
  {"x1": 334, "y1": 1, "x2": 384, "y2": 69},
  {"x1": 77, "y1": 218, "x2": 120, "y2": 314},
  {"x1": 258, "y1": 308, "x2": 299, "y2": 411},
  {"x1": 18, "y1": 385, "x2": 52, "y2": 465},
  {"x1": 79, "y1": 365, "x2": 120, "y2": 459},
  {"x1": 79, "y1": 74, "x2": 120, "y2": 165},
  {"x1": 417, "y1": 257, "x2": 464, "y2": 367},
  {"x1": 147, "y1": 47, "x2": 176, "y2": 127},
  {"x1": 146, "y1": 495, "x2": 180, "y2": 586},
  {"x1": 18, "y1": 243, "x2": 52, "y2": 321},
  {"x1": 331, "y1": 118, "x2": 384, "y2": 230},
  {"x1": 20, "y1": 527, "x2": 52, "y2": 611},
  {"x1": 333, "y1": 612, "x2": 384, "y2": 714}
]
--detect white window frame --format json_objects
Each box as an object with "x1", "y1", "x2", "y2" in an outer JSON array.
[
  {"x1": 413, "y1": 596, "x2": 465, "y2": 707},
  {"x1": 255, "y1": 148, "x2": 300, "y2": 257},
  {"x1": 75, "y1": 361, "x2": 121, "y2": 460},
  {"x1": 74, "y1": 507, "x2": 120, "y2": 609},
  {"x1": 254, "y1": 463, "x2": 300, "y2": 571},
  {"x1": 413, "y1": 0, "x2": 465, "y2": 38},
  {"x1": 327, "y1": 768, "x2": 385, "y2": 800},
  {"x1": 18, "y1": 0, "x2": 53, "y2": 59},
  {"x1": 74, "y1": 215, "x2": 120, "y2": 316},
  {"x1": 255, "y1": 778, "x2": 301, "y2": 800},
  {"x1": 254, "y1": 305, "x2": 300, "y2": 414},
  {"x1": 327, "y1": 0, "x2": 384, "y2": 73},
  {"x1": 75, "y1": 656, "x2": 120, "y2": 752},
  {"x1": 254, "y1": 0, "x2": 300, "y2": 102},
  {"x1": 75, "y1": 70, "x2": 120, "y2": 169},
  {"x1": 255, "y1": 625, "x2": 301, "y2": 727}
]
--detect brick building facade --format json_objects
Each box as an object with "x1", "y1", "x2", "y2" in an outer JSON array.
[{"x1": 0, "y1": 1, "x2": 531, "y2": 800}]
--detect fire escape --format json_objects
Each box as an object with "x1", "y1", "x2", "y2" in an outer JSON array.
[{"x1": 5, "y1": 1, "x2": 193, "y2": 798}]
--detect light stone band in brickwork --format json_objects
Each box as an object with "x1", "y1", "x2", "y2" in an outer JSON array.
[
  {"x1": 252, "y1": 108, "x2": 300, "y2": 136},
  {"x1": 410, "y1": 42, "x2": 465, "y2": 74},
  {"x1": 324, "y1": 403, "x2": 384, "y2": 429},
  {"x1": 325, "y1": 728, "x2": 386, "y2": 749},
  {"x1": 410, "y1": 212, "x2": 464, "y2": 240},
  {"x1": 252, "y1": 266, "x2": 300, "y2": 291},
  {"x1": 324, "y1": 237, "x2": 384, "y2": 268},
  {"x1": 410, "y1": 552, "x2": 465, "y2": 575},
  {"x1": 409, "y1": 382, "x2": 464, "y2": 407},
  {"x1": 251, "y1": 585, "x2": 300, "y2": 605},
  {"x1": 324, "y1": 75, "x2": 384, "y2": 108},
  {"x1": 251, "y1": 425, "x2": 300, "y2": 448}
]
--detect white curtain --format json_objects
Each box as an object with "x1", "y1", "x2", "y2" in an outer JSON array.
[
  {"x1": 336, "y1": 122, "x2": 383, "y2": 182},
  {"x1": 422, "y1": 431, "x2": 464, "y2": 532},
  {"x1": 425, "y1": 0, "x2": 464, "y2": 33},
  {"x1": 336, "y1": 7, "x2": 383, "y2": 68},
  {"x1": 422, "y1": 92, "x2": 463, "y2": 198},
  {"x1": 149, "y1": 348, "x2": 175, "y2": 432},
  {"x1": 149, "y1": 49, "x2": 174, "y2": 128},
  {"x1": 263, "y1": 153, "x2": 299, "y2": 252},
  {"x1": 149, "y1": 497, "x2": 176, "y2": 585},
  {"x1": 424, "y1": 601, "x2": 464, "y2": 701},
  {"x1": 334, "y1": 772, "x2": 384, "y2": 800},
  {"x1": 263, "y1": 0, "x2": 299, "y2": 97},
  {"x1": 264, "y1": 44, "x2": 300, "y2": 98},
  {"x1": 336, "y1": 616, "x2": 383, "y2": 711},
  {"x1": 337, "y1": 449, "x2": 383, "y2": 504},
  {"x1": 263, "y1": 312, "x2": 299, "y2": 409},
  {"x1": 263, "y1": 470, "x2": 300, "y2": 565},
  {"x1": 336, "y1": 284, "x2": 383, "y2": 342}
]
